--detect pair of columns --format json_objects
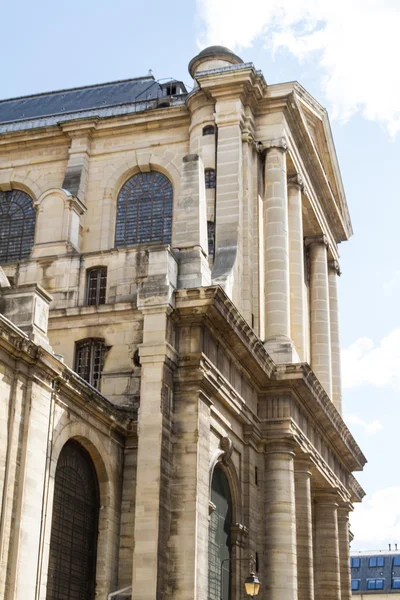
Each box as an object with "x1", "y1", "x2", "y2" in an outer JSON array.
[
  {"x1": 264, "y1": 442, "x2": 352, "y2": 600},
  {"x1": 263, "y1": 140, "x2": 342, "y2": 412}
]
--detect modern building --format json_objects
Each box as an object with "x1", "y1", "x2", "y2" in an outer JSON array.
[
  {"x1": 0, "y1": 46, "x2": 366, "y2": 600},
  {"x1": 351, "y1": 550, "x2": 400, "y2": 597}
]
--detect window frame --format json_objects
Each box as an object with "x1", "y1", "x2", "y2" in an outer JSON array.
[
  {"x1": 351, "y1": 557, "x2": 361, "y2": 568},
  {"x1": 393, "y1": 578, "x2": 400, "y2": 589},
  {"x1": 393, "y1": 556, "x2": 400, "y2": 567},
  {"x1": 85, "y1": 266, "x2": 107, "y2": 306},
  {"x1": 205, "y1": 168, "x2": 216, "y2": 190},
  {"x1": 0, "y1": 189, "x2": 36, "y2": 264},
  {"x1": 369, "y1": 556, "x2": 384, "y2": 568},
  {"x1": 351, "y1": 579, "x2": 360, "y2": 591},
  {"x1": 74, "y1": 338, "x2": 106, "y2": 390},
  {"x1": 367, "y1": 578, "x2": 385, "y2": 590},
  {"x1": 202, "y1": 124, "x2": 215, "y2": 136}
]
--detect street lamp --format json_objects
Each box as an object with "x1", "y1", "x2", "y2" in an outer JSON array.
[
  {"x1": 244, "y1": 571, "x2": 261, "y2": 597},
  {"x1": 220, "y1": 556, "x2": 261, "y2": 600}
]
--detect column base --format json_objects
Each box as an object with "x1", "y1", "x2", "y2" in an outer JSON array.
[{"x1": 264, "y1": 336, "x2": 300, "y2": 364}]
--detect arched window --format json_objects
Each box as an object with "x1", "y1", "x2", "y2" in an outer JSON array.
[
  {"x1": 205, "y1": 168, "x2": 216, "y2": 189},
  {"x1": 86, "y1": 267, "x2": 107, "y2": 306},
  {"x1": 209, "y1": 466, "x2": 232, "y2": 600},
  {"x1": 74, "y1": 338, "x2": 105, "y2": 389},
  {"x1": 115, "y1": 171, "x2": 173, "y2": 247},
  {"x1": 46, "y1": 440, "x2": 99, "y2": 600},
  {"x1": 0, "y1": 189, "x2": 36, "y2": 263},
  {"x1": 203, "y1": 125, "x2": 215, "y2": 136}
]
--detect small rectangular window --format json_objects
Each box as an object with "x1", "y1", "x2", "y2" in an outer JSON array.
[
  {"x1": 393, "y1": 578, "x2": 400, "y2": 589},
  {"x1": 205, "y1": 169, "x2": 216, "y2": 189},
  {"x1": 394, "y1": 556, "x2": 400, "y2": 567},
  {"x1": 351, "y1": 557, "x2": 361, "y2": 568},
  {"x1": 75, "y1": 339, "x2": 105, "y2": 389},
  {"x1": 369, "y1": 557, "x2": 377, "y2": 567},
  {"x1": 86, "y1": 267, "x2": 107, "y2": 306},
  {"x1": 377, "y1": 556, "x2": 385, "y2": 567},
  {"x1": 351, "y1": 580, "x2": 360, "y2": 591},
  {"x1": 368, "y1": 579, "x2": 385, "y2": 590},
  {"x1": 376, "y1": 579, "x2": 384, "y2": 589}
]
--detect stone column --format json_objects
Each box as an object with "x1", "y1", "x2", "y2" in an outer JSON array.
[
  {"x1": 307, "y1": 236, "x2": 332, "y2": 398},
  {"x1": 265, "y1": 440, "x2": 298, "y2": 600},
  {"x1": 263, "y1": 139, "x2": 298, "y2": 363},
  {"x1": 328, "y1": 260, "x2": 342, "y2": 413},
  {"x1": 295, "y1": 457, "x2": 314, "y2": 600},
  {"x1": 338, "y1": 504, "x2": 352, "y2": 600},
  {"x1": 314, "y1": 493, "x2": 341, "y2": 600},
  {"x1": 288, "y1": 175, "x2": 306, "y2": 361}
]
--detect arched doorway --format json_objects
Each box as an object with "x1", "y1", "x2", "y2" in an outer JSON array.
[
  {"x1": 46, "y1": 440, "x2": 100, "y2": 600},
  {"x1": 208, "y1": 466, "x2": 233, "y2": 600}
]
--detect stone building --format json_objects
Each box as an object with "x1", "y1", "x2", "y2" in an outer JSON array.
[{"x1": 0, "y1": 46, "x2": 366, "y2": 600}]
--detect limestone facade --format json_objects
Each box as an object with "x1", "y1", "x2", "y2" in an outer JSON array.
[{"x1": 0, "y1": 45, "x2": 365, "y2": 600}]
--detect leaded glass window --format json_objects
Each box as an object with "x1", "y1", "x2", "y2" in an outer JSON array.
[
  {"x1": 46, "y1": 440, "x2": 99, "y2": 600},
  {"x1": 207, "y1": 221, "x2": 215, "y2": 259},
  {"x1": 74, "y1": 339, "x2": 105, "y2": 389},
  {"x1": 205, "y1": 169, "x2": 216, "y2": 189},
  {"x1": 86, "y1": 267, "x2": 107, "y2": 306},
  {"x1": 0, "y1": 189, "x2": 36, "y2": 264},
  {"x1": 115, "y1": 171, "x2": 173, "y2": 247},
  {"x1": 208, "y1": 467, "x2": 232, "y2": 600}
]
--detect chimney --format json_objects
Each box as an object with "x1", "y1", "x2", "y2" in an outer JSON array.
[{"x1": 396, "y1": 544, "x2": 398, "y2": 551}]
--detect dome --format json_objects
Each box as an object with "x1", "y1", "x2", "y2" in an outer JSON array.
[{"x1": 188, "y1": 45, "x2": 243, "y2": 78}]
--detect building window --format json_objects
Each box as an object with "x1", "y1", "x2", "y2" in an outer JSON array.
[
  {"x1": 393, "y1": 578, "x2": 400, "y2": 589},
  {"x1": 203, "y1": 125, "x2": 215, "y2": 136},
  {"x1": 351, "y1": 557, "x2": 361, "y2": 568},
  {"x1": 74, "y1": 339, "x2": 105, "y2": 389},
  {"x1": 208, "y1": 466, "x2": 232, "y2": 600},
  {"x1": 205, "y1": 169, "x2": 216, "y2": 189},
  {"x1": 369, "y1": 556, "x2": 385, "y2": 567},
  {"x1": 207, "y1": 220, "x2": 215, "y2": 258},
  {"x1": 0, "y1": 189, "x2": 36, "y2": 264},
  {"x1": 46, "y1": 440, "x2": 99, "y2": 600},
  {"x1": 367, "y1": 579, "x2": 384, "y2": 590},
  {"x1": 393, "y1": 556, "x2": 400, "y2": 567},
  {"x1": 351, "y1": 580, "x2": 360, "y2": 591},
  {"x1": 86, "y1": 267, "x2": 107, "y2": 306},
  {"x1": 115, "y1": 171, "x2": 173, "y2": 247}
]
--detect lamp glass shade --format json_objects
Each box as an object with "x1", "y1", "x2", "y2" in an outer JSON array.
[{"x1": 244, "y1": 572, "x2": 260, "y2": 597}]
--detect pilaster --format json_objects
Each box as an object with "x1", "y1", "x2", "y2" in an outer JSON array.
[
  {"x1": 263, "y1": 139, "x2": 299, "y2": 363},
  {"x1": 306, "y1": 235, "x2": 332, "y2": 398},
  {"x1": 264, "y1": 440, "x2": 298, "y2": 600},
  {"x1": 328, "y1": 260, "x2": 342, "y2": 413},
  {"x1": 314, "y1": 492, "x2": 341, "y2": 600},
  {"x1": 295, "y1": 456, "x2": 314, "y2": 600}
]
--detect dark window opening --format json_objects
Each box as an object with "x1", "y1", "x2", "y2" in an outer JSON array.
[
  {"x1": 0, "y1": 189, "x2": 36, "y2": 264},
  {"x1": 165, "y1": 85, "x2": 177, "y2": 95},
  {"x1": 205, "y1": 168, "x2": 216, "y2": 189},
  {"x1": 46, "y1": 440, "x2": 99, "y2": 600},
  {"x1": 115, "y1": 171, "x2": 173, "y2": 247},
  {"x1": 255, "y1": 552, "x2": 259, "y2": 572},
  {"x1": 86, "y1": 267, "x2": 107, "y2": 306},
  {"x1": 208, "y1": 467, "x2": 232, "y2": 600},
  {"x1": 75, "y1": 339, "x2": 105, "y2": 389},
  {"x1": 255, "y1": 466, "x2": 258, "y2": 486},
  {"x1": 207, "y1": 221, "x2": 215, "y2": 259},
  {"x1": 203, "y1": 125, "x2": 215, "y2": 136}
]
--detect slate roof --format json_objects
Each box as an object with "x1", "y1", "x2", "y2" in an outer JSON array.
[
  {"x1": 351, "y1": 551, "x2": 400, "y2": 594},
  {"x1": 0, "y1": 77, "x2": 187, "y2": 132}
]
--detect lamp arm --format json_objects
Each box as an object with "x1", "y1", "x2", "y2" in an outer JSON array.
[{"x1": 220, "y1": 555, "x2": 255, "y2": 600}]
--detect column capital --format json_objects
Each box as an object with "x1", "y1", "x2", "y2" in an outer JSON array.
[
  {"x1": 337, "y1": 501, "x2": 354, "y2": 517},
  {"x1": 328, "y1": 259, "x2": 342, "y2": 276},
  {"x1": 314, "y1": 489, "x2": 340, "y2": 506},
  {"x1": 263, "y1": 136, "x2": 288, "y2": 153},
  {"x1": 294, "y1": 454, "x2": 313, "y2": 475},
  {"x1": 287, "y1": 173, "x2": 304, "y2": 191},
  {"x1": 265, "y1": 439, "x2": 296, "y2": 456},
  {"x1": 305, "y1": 234, "x2": 329, "y2": 249}
]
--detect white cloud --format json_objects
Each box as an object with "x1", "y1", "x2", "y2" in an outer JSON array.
[
  {"x1": 197, "y1": 0, "x2": 400, "y2": 135},
  {"x1": 342, "y1": 329, "x2": 400, "y2": 391},
  {"x1": 383, "y1": 271, "x2": 400, "y2": 297},
  {"x1": 352, "y1": 487, "x2": 400, "y2": 550},
  {"x1": 345, "y1": 413, "x2": 383, "y2": 435}
]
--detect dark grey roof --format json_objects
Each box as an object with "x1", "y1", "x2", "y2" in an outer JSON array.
[
  {"x1": 351, "y1": 552, "x2": 400, "y2": 593},
  {"x1": 0, "y1": 77, "x2": 166, "y2": 125},
  {"x1": 189, "y1": 45, "x2": 243, "y2": 77}
]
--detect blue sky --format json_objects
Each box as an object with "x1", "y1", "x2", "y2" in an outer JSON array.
[{"x1": 3, "y1": 0, "x2": 400, "y2": 550}]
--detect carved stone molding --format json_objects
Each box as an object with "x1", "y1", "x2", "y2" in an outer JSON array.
[
  {"x1": 287, "y1": 173, "x2": 304, "y2": 191},
  {"x1": 231, "y1": 523, "x2": 249, "y2": 548},
  {"x1": 304, "y1": 234, "x2": 329, "y2": 250},
  {"x1": 220, "y1": 436, "x2": 234, "y2": 464},
  {"x1": 328, "y1": 259, "x2": 342, "y2": 276},
  {"x1": 262, "y1": 136, "x2": 288, "y2": 152}
]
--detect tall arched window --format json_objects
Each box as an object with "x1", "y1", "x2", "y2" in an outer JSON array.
[
  {"x1": 115, "y1": 171, "x2": 173, "y2": 247},
  {"x1": 46, "y1": 440, "x2": 100, "y2": 600},
  {"x1": 74, "y1": 338, "x2": 105, "y2": 389},
  {"x1": 0, "y1": 189, "x2": 36, "y2": 263},
  {"x1": 209, "y1": 466, "x2": 233, "y2": 600}
]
